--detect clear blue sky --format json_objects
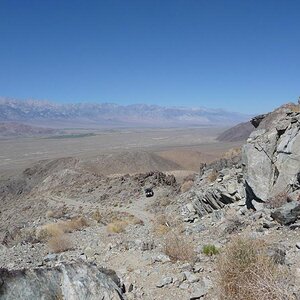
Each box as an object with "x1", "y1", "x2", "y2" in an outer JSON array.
[{"x1": 0, "y1": 0, "x2": 299, "y2": 114}]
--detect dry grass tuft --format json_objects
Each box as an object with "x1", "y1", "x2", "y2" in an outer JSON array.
[
  {"x1": 286, "y1": 103, "x2": 300, "y2": 113},
  {"x1": 153, "y1": 214, "x2": 171, "y2": 236},
  {"x1": 207, "y1": 169, "x2": 218, "y2": 182},
  {"x1": 36, "y1": 217, "x2": 88, "y2": 241},
  {"x1": 48, "y1": 233, "x2": 73, "y2": 253},
  {"x1": 126, "y1": 215, "x2": 144, "y2": 225},
  {"x1": 164, "y1": 231, "x2": 196, "y2": 263},
  {"x1": 217, "y1": 236, "x2": 294, "y2": 300},
  {"x1": 36, "y1": 223, "x2": 64, "y2": 241},
  {"x1": 154, "y1": 224, "x2": 171, "y2": 236},
  {"x1": 107, "y1": 221, "x2": 128, "y2": 233},
  {"x1": 92, "y1": 209, "x2": 102, "y2": 223},
  {"x1": 46, "y1": 210, "x2": 55, "y2": 218},
  {"x1": 181, "y1": 180, "x2": 194, "y2": 193},
  {"x1": 63, "y1": 216, "x2": 88, "y2": 232}
]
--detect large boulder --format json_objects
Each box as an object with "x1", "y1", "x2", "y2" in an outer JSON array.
[
  {"x1": 271, "y1": 201, "x2": 300, "y2": 225},
  {"x1": 243, "y1": 104, "x2": 300, "y2": 201},
  {"x1": 0, "y1": 262, "x2": 125, "y2": 300}
]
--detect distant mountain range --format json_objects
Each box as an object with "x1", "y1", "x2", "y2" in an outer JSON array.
[
  {"x1": 0, "y1": 122, "x2": 58, "y2": 137},
  {"x1": 0, "y1": 98, "x2": 251, "y2": 128}
]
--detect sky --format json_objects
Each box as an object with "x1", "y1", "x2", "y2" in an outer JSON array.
[{"x1": 0, "y1": 0, "x2": 299, "y2": 114}]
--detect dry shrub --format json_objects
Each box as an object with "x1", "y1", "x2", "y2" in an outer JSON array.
[
  {"x1": 155, "y1": 214, "x2": 169, "y2": 226},
  {"x1": 107, "y1": 221, "x2": 128, "y2": 233},
  {"x1": 224, "y1": 147, "x2": 242, "y2": 159},
  {"x1": 36, "y1": 217, "x2": 88, "y2": 241},
  {"x1": 164, "y1": 231, "x2": 196, "y2": 263},
  {"x1": 217, "y1": 236, "x2": 294, "y2": 300},
  {"x1": 45, "y1": 206, "x2": 68, "y2": 219},
  {"x1": 46, "y1": 210, "x2": 55, "y2": 218},
  {"x1": 92, "y1": 209, "x2": 102, "y2": 223},
  {"x1": 207, "y1": 169, "x2": 218, "y2": 182},
  {"x1": 286, "y1": 103, "x2": 300, "y2": 113},
  {"x1": 126, "y1": 215, "x2": 144, "y2": 225},
  {"x1": 154, "y1": 224, "x2": 170, "y2": 236},
  {"x1": 48, "y1": 234, "x2": 73, "y2": 253},
  {"x1": 36, "y1": 223, "x2": 64, "y2": 241},
  {"x1": 267, "y1": 191, "x2": 288, "y2": 209},
  {"x1": 181, "y1": 180, "x2": 194, "y2": 193},
  {"x1": 159, "y1": 197, "x2": 171, "y2": 207},
  {"x1": 63, "y1": 216, "x2": 88, "y2": 232}
]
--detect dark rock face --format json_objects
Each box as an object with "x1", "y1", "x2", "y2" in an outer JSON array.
[
  {"x1": 271, "y1": 201, "x2": 300, "y2": 225},
  {"x1": 251, "y1": 114, "x2": 266, "y2": 128},
  {"x1": 0, "y1": 262, "x2": 125, "y2": 300}
]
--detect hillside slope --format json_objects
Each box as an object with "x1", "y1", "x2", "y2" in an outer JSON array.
[{"x1": 217, "y1": 121, "x2": 254, "y2": 142}]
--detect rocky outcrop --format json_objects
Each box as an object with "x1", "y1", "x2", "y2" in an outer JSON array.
[
  {"x1": 182, "y1": 165, "x2": 244, "y2": 218},
  {"x1": 251, "y1": 114, "x2": 266, "y2": 128},
  {"x1": 0, "y1": 262, "x2": 125, "y2": 300},
  {"x1": 243, "y1": 104, "x2": 300, "y2": 201}
]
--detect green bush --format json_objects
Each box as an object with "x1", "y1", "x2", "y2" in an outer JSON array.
[{"x1": 202, "y1": 244, "x2": 219, "y2": 256}]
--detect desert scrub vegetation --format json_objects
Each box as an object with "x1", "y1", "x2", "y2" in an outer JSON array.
[
  {"x1": 107, "y1": 220, "x2": 128, "y2": 233},
  {"x1": 207, "y1": 169, "x2": 218, "y2": 182},
  {"x1": 48, "y1": 233, "x2": 73, "y2": 253},
  {"x1": 106, "y1": 214, "x2": 144, "y2": 234},
  {"x1": 92, "y1": 208, "x2": 102, "y2": 223},
  {"x1": 164, "y1": 231, "x2": 196, "y2": 263},
  {"x1": 181, "y1": 179, "x2": 194, "y2": 193},
  {"x1": 217, "y1": 236, "x2": 294, "y2": 300},
  {"x1": 202, "y1": 244, "x2": 219, "y2": 256},
  {"x1": 153, "y1": 214, "x2": 171, "y2": 236},
  {"x1": 36, "y1": 216, "x2": 88, "y2": 241}
]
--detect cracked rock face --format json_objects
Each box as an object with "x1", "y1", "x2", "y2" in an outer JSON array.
[
  {"x1": 0, "y1": 262, "x2": 125, "y2": 300},
  {"x1": 243, "y1": 104, "x2": 300, "y2": 201}
]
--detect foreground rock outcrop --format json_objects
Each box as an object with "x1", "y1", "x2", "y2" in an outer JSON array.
[
  {"x1": 243, "y1": 103, "x2": 300, "y2": 201},
  {"x1": 0, "y1": 262, "x2": 125, "y2": 300},
  {"x1": 182, "y1": 103, "x2": 300, "y2": 218}
]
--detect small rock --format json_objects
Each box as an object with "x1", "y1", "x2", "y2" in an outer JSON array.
[
  {"x1": 44, "y1": 253, "x2": 57, "y2": 262},
  {"x1": 184, "y1": 271, "x2": 199, "y2": 283},
  {"x1": 289, "y1": 223, "x2": 300, "y2": 230},
  {"x1": 186, "y1": 203, "x2": 196, "y2": 213},
  {"x1": 156, "y1": 276, "x2": 173, "y2": 288},
  {"x1": 190, "y1": 287, "x2": 207, "y2": 299},
  {"x1": 179, "y1": 282, "x2": 190, "y2": 290},
  {"x1": 179, "y1": 263, "x2": 192, "y2": 271},
  {"x1": 262, "y1": 221, "x2": 277, "y2": 229},
  {"x1": 154, "y1": 254, "x2": 171, "y2": 263},
  {"x1": 193, "y1": 263, "x2": 204, "y2": 273},
  {"x1": 296, "y1": 243, "x2": 300, "y2": 249}
]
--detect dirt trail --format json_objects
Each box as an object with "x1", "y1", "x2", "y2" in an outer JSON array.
[{"x1": 46, "y1": 192, "x2": 157, "y2": 226}]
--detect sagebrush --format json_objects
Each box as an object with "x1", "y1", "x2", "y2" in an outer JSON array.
[{"x1": 217, "y1": 236, "x2": 294, "y2": 300}]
